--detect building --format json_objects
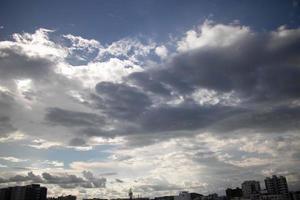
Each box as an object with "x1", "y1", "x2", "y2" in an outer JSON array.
[
  {"x1": 226, "y1": 188, "x2": 243, "y2": 200},
  {"x1": 291, "y1": 191, "x2": 300, "y2": 200},
  {"x1": 259, "y1": 194, "x2": 287, "y2": 200},
  {"x1": 82, "y1": 199, "x2": 108, "y2": 200},
  {"x1": 48, "y1": 195, "x2": 76, "y2": 200},
  {"x1": 174, "y1": 192, "x2": 203, "y2": 200},
  {"x1": 0, "y1": 187, "x2": 12, "y2": 200},
  {"x1": 201, "y1": 193, "x2": 226, "y2": 200},
  {"x1": 154, "y1": 196, "x2": 175, "y2": 200},
  {"x1": 264, "y1": 175, "x2": 289, "y2": 197},
  {"x1": 25, "y1": 184, "x2": 47, "y2": 200},
  {"x1": 58, "y1": 195, "x2": 76, "y2": 200},
  {"x1": 242, "y1": 181, "x2": 261, "y2": 198},
  {"x1": 0, "y1": 184, "x2": 47, "y2": 200},
  {"x1": 10, "y1": 186, "x2": 26, "y2": 200}
]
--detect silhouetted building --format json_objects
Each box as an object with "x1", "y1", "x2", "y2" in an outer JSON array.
[
  {"x1": 291, "y1": 191, "x2": 300, "y2": 200},
  {"x1": 0, "y1": 187, "x2": 12, "y2": 200},
  {"x1": 0, "y1": 184, "x2": 47, "y2": 200},
  {"x1": 48, "y1": 195, "x2": 76, "y2": 200},
  {"x1": 58, "y1": 195, "x2": 76, "y2": 200},
  {"x1": 226, "y1": 187, "x2": 242, "y2": 200},
  {"x1": 201, "y1": 193, "x2": 224, "y2": 200},
  {"x1": 175, "y1": 192, "x2": 203, "y2": 200},
  {"x1": 11, "y1": 186, "x2": 26, "y2": 200},
  {"x1": 24, "y1": 184, "x2": 47, "y2": 200},
  {"x1": 260, "y1": 194, "x2": 287, "y2": 200},
  {"x1": 241, "y1": 180, "x2": 261, "y2": 198},
  {"x1": 154, "y1": 196, "x2": 175, "y2": 200},
  {"x1": 82, "y1": 199, "x2": 108, "y2": 200},
  {"x1": 264, "y1": 175, "x2": 289, "y2": 196},
  {"x1": 111, "y1": 198, "x2": 149, "y2": 200}
]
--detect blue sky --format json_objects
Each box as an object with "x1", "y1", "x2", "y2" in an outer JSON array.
[
  {"x1": 1, "y1": 0, "x2": 299, "y2": 42},
  {"x1": 0, "y1": 0, "x2": 300, "y2": 199}
]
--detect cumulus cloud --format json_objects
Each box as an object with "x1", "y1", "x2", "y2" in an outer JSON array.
[{"x1": 155, "y1": 45, "x2": 168, "y2": 59}]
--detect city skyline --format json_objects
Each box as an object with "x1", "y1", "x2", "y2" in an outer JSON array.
[
  {"x1": 0, "y1": 174, "x2": 298, "y2": 199},
  {"x1": 0, "y1": 0, "x2": 300, "y2": 199}
]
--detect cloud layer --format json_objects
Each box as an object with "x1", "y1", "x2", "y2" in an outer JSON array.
[{"x1": 0, "y1": 21, "x2": 300, "y2": 198}]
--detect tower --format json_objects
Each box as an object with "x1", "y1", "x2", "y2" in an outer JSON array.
[{"x1": 129, "y1": 188, "x2": 133, "y2": 200}]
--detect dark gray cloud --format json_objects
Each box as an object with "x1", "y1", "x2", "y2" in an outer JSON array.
[
  {"x1": 42, "y1": 171, "x2": 106, "y2": 188},
  {"x1": 115, "y1": 178, "x2": 124, "y2": 183},
  {"x1": 0, "y1": 116, "x2": 16, "y2": 137},
  {"x1": 68, "y1": 138, "x2": 87, "y2": 146},
  {"x1": 147, "y1": 33, "x2": 300, "y2": 101},
  {"x1": 84, "y1": 27, "x2": 300, "y2": 144},
  {"x1": 45, "y1": 107, "x2": 105, "y2": 127},
  {"x1": 0, "y1": 47, "x2": 54, "y2": 80},
  {"x1": 127, "y1": 72, "x2": 171, "y2": 96},
  {"x1": 0, "y1": 92, "x2": 17, "y2": 137},
  {"x1": 211, "y1": 106, "x2": 300, "y2": 133},
  {"x1": 0, "y1": 171, "x2": 106, "y2": 189},
  {"x1": 94, "y1": 82, "x2": 152, "y2": 120},
  {"x1": 42, "y1": 172, "x2": 85, "y2": 184},
  {"x1": 138, "y1": 101, "x2": 244, "y2": 133}
]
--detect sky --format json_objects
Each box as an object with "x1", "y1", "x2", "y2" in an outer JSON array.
[{"x1": 0, "y1": 0, "x2": 300, "y2": 199}]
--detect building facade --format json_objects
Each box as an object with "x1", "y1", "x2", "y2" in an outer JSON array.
[
  {"x1": 242, "y1": 181, "x2": 261, "y2": 198},
  {"x1": 264, "y1": 175, "x2": 289, "y2": 195}
]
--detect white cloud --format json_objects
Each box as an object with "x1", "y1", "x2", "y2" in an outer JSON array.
[
  {"x1": 95, "y1": 38, "x2": 156, "y2": 65},
  {"x1": 42, "y1": 160, "x2": 64, "y2": 167},
  {"x1": 191, "y1": 88, "x2": 241, "y2": 106},
  {"x1": 28, "y1": 139, "x2": 62, "y2": 149},
  {"x1": 2, "y1": 28, "x2": 67, "y2": 60},
  {"x1": 58, "y1": 57, "x2": 143, "y2": 88},
  {"x1": 64, "y1": 34, "x2": 101, "y2": 52},
  {"x1": 155, "y1": 45, "x2": 168, "y2": 59},
  {"x1": 0, "y1": 131, "x2": 26, "y2": 143},
  {"x1": 0, "y1": 156, "x2": 27, "y2": 163},
  {"x1": 177, "y1": 20, "x2": 251, "y2": 52}
]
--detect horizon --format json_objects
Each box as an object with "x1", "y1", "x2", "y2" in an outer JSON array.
[
  {"x1": 0, "y1": 174, "x2": 296, "y2": 198},
  {"x1": 0, "y1": 0, "x2": 300, "y2": 199}
]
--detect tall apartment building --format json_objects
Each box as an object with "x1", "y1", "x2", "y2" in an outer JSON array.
[
  {"x1": 264, "y1": 175, "x2": 289, "y2": 195},
  {"x1": 264, "y1": 175, "x2": 290, "y2": 200},
  {"x1": 241, "y1": 180, "x2": 261, "y2": 198}
]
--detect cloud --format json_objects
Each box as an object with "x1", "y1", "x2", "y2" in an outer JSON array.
[
  {"x1": 155, "y1": 45, "x2": 168, "y2": 59},
  {"x1": 45, "y1": 107, "x2": 105, "y2": 127},
  {"x1": 42, "y1": 171, "x2": 106, "y2": 188},
  {"x1": 0, "y1": 21, "x2": 300, "y2": 197},
  {"x1": 0, "y1": 156, "x2": 27, "y2": 163},
  {"x1": 98, "y1": 22, "x2": 300, "y2": 140},
  {"x1": 0, "y1": 116, "x2": 16, "y2": 137},
  {"x1": 177, "y1": 20, "x2": 251, "y2": 52},
  {"x1": 94, "y1": 81, "x2": 152, "y2": 120},
  {"x1": 0, "y1": 29, "x2": 66, "y2": 81},
  {"x1": 28, "y1": 139, "x2": 61, "y2": 149},
  {"x1": 0, "y1": 171, "x2": 106, "y2": 189}
]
